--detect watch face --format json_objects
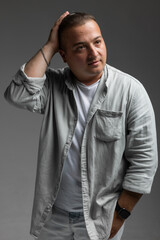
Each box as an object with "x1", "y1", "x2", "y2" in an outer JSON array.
[{"x1": 119, "y1": 209, "x2": 130, "y2": 219}]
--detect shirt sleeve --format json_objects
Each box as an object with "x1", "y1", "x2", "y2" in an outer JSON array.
[
  {"x1": 4, "y1": 64, "x2": 49, "y2": 114},
  {"x1": 123, "y1": 82, "x2": 158, "y2": 194}
]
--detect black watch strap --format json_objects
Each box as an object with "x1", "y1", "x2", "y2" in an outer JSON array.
[{"x1": 115, "y1": 202, "x2": 131, "y2": 220}]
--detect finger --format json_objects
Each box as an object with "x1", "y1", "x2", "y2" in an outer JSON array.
[
  {"x1": 55, "y1": 11, "x2": 69, "y2": 26},
  {"x1": 108, "y1": 232, "x2": 115, "y2": 239}
]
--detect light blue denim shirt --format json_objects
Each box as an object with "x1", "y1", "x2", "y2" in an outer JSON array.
[{"x1": 4, "y1": 64, "x2": 158, "y2": 240}]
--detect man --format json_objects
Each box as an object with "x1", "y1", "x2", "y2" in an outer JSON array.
[{"x1": 4, "y1": 12, "x2": 158, "y2": 240}]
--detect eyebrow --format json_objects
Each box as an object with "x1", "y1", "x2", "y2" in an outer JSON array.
[{"x1": 72, "y1": 36, "x2": 102, "y2": 48}]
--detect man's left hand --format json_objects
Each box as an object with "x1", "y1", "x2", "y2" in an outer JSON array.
[{"x1": 109, "y1": 211, "x2": 124, "y2": 239}]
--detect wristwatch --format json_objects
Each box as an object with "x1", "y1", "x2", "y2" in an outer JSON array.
[{"x1": 115, "y1": 202, "x2": 131, "y2": 220}]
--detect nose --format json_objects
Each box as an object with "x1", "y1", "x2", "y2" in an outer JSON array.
[{"x1": 88, "y1": 45, "x2": 98, "y2": 58}]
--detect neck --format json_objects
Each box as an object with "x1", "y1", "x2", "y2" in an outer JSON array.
[{"x1": 76, "y1": 73, "x2": 103, "y2": 86}]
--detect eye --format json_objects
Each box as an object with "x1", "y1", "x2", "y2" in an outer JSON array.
[
  {"x1": 95, "y1": 39, "x2": 101, "y2": 45},
  {"x1": 78, "y1": 46, "x2": 85, "y2": 50},
  {"x1": 75, "y1": 45, "x2": 86, "y2": 52}
]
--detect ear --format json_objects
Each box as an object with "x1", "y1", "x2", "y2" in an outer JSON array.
[{"x1": 59, "y1": 49, "x2": 67, "y2": 63}]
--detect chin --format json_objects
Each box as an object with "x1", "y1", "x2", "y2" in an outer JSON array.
[{"x1": 90, "y1": 68, "x2": 104, "y2": 76}]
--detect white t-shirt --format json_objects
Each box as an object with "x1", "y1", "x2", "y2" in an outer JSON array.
[{"x1": 54, "y1": 79, "x2": 100, "y2": 212}]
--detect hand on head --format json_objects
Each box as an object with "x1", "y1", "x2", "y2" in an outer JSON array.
[{"x1": 47, "y1": 11, "x2": 70, "y2": 54}]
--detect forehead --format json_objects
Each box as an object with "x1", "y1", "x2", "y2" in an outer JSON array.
[{"x1": 62, "y1": 20, "x2": 102, "y2": 45}]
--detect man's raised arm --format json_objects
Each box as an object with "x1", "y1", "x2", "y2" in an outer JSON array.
[
  {"x1": 4, "y1": 12, "x2": 69, "y2": 113},
  {"x1": 24, "y1": 11, "x2": 69, "y2": 78}
]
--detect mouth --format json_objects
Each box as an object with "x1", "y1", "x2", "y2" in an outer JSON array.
[{"x1": 88, "y1": 60, "x2": 100, "y2": 66}]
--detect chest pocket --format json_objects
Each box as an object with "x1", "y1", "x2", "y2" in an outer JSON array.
[{"x1": 94, "y1": 110, "x2": 123, "y2": 142}]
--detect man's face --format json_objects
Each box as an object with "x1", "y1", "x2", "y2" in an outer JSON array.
[{"x1": 59, "y1": 20, "x2": 107, "y2": 85}]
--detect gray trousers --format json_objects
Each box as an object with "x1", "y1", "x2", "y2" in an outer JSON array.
[{"x1": 37, "y1": 206, "x2": 124, "y2": 240}]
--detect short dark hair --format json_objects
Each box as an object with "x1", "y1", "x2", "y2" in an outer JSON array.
[{"x1": 58, "y1": 12, "x2": 97, "y2": 49}]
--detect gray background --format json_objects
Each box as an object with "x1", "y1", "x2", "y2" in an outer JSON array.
[{"x1": 0, "y1": 0, "x2": 159, "y2": 239}]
